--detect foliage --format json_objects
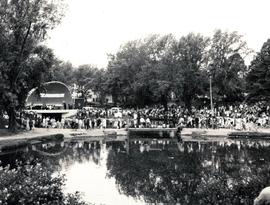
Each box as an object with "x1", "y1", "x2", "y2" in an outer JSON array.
[
  {"x1": 246, "y1": 39, "x2": 270, "y2": 102},
  {"x1": 48, "y1": 61, "x2": 75, "y2": 85},
  {"x1": 0, "y1": 0, "x2": 64, "y2": 131},
  {"x1": 0, "y1": 163, "x2": 90, "y2": 205},
  {"x1": 71, "y1": 64, "x2": 108, "y2": 104},
  {"x1": 172, "y1": 33, "x2": 209, "y2": 109},
  {"x1": 73, "y1": 64, "x2": 99, "y2": 88},
  {"x1": 88, "y1": 68, "x2": 108, "y2": 105},
  {"x1": 106, "y1": 38, "x2": 152, "y2": 106},
  {"x1": 208, "y1": 30, "x2": 249, "y2": 104},
  {"x1": 105, "y1": 31, "x2": 251, "y2": 109},
  {"x1": 106, "y1": 33, "x2": 210, "y2": 109}
]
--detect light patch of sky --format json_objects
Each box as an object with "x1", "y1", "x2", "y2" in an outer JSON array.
[{"x1": 46, "y1": 0, "x2": 270, "y2": 68}]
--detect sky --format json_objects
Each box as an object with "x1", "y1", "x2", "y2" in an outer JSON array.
[{"x1": 46, "y1": 0, "x2": 270, "y2": 68}]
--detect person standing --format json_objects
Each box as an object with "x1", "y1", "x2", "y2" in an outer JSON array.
[
  {"x1": 85, "y1": 118, "x2": 90, "y2": 129},
  {"x1": 75, "y1": 117, "x2": 79, "y2": 130},
  {"x1": 29, "y1": 118, "x2": 33, "y2": 130},
  {"x1": 140, "y1": 116, "x2": 145, "y2": 128},
  {"x1": 137, "y1": 112, "x2": 141, "y2": 128},
  {"x1": 61, "y1": 118, "x2": 65, "y2": 129},
  {"x1": 26, "y1": 117, "x2": 30, "y2": 130},
  {"x1": 133, "y1": 112, "x2": 138, "y2": 128},
  {"x1": 102, "y1": 118, "x2": 107, "y2": 129},
  {"x1": 92, "y1": 118, "x2": 95, "y2": 129},
  {"x1": 78, "y1": 118, "x2": 82, "y2": 129}
]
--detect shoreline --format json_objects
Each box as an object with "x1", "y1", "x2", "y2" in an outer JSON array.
[{"x1": 1, "y1": 127, "x2": 270, "y2": 150}]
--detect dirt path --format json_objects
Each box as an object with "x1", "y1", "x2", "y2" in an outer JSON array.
[
  {"x1": 0, "y1": 128, "x2": 126, "y2": 142},
  {"x1": 1, "y1": 127, "x2": 270, "y2": 144}
]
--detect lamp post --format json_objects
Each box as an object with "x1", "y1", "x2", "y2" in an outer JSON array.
[
  {"x1": 209, "y1": 74, "x2": 214, "y2": 116},
  {"x1": 208, "y1": 64, "x2": 215, "y2": 129},
  {"x1": 208, "y1": 64, "x2": 214, "y2": 117}
]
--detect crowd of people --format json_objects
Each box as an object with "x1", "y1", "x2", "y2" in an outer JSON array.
[
  {"x1": 15, "y1": 102, "x2": 270, "y2": 131},
  {"x1": 17, "y1": 109, "x2": 127, "y2": 130},
  {"x1": 134, "y1": 103, "x2": 270, "y2": 130}
]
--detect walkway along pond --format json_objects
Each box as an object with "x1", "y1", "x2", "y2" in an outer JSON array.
[{"x1": 1, "y1": 132, "x2": 270, "y2": 204}]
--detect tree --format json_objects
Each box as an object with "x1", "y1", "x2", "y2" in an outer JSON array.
[
  {"x1": 208, "y1": 30, "x2": 250, "y2": 105},
  {"x1": 172, "y1": 33, "x2": 209, "y2": 110},
  {"x1": 106, "y1": 34, "x2": 178, "y2": 108},
  {"x1": 106, "y1": 38, "x2": 152, "y2": 106},
  {"x1": 222, "y1": 53, "x2": 247, "y2": 103},
  {"x1": 0, "y1": 0, "x2": 64, "y2": 131},
  {"x1": 71, "y1": 64, "x2": 104, "y2": 102},
  {"x1": 88, "y1": 68, "x2": 109, "y2": 105},
  {"x1": 48, "y1": 61, "x2": 75, "y2": 85},
  {"x1": 106, "y1": 31, "x2": 249, "y2": 109},
  {"x1": 73, "y1": 64, "x2": 99, "y2": 88},
  {"x1": 145, "y1": 34, "x2": 177, "y2": 110},
  {"x1": 246, "y1": 39, "x2": 270, "y2": 102}
]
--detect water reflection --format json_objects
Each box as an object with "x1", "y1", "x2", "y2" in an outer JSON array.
[
  {"x1": 62, "y1": 141, "x2": 145, "y2": 205},
  {"x1": 1, "y1": 138, "x2": 270, "y2": 204},
  {"x1": 107, "y1": 139, "x2": 270, "y2": 204}
]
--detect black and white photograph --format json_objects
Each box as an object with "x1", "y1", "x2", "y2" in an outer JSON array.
[{"x1": 1, "y1": 0, "x2": 270, "y2": 204}]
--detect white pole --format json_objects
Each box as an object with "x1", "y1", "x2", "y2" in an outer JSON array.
[{"x1": 210, "y1": 75, "x2": 214, "y2": 116}]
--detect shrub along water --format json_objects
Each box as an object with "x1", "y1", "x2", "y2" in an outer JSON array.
[{"x1": 0, "y1": 162, "x2": 90, "y2": 205}]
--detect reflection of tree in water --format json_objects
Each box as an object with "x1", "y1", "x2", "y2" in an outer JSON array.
[
  {"x1": 106, "y1": 140, "x2": 270, "y2": 204},
  {"x1": 35, "y1": 140, "x2": 103, "y2": 171},
  {"x1": 106, "y1": 140, "x2": 202, "y2": 204},
  {"x1": 0, "y1": 140, "x2": 103, "y2": 172},
  {"x1": 61, "y1": 141, "x2": 101, "y2": 165}
]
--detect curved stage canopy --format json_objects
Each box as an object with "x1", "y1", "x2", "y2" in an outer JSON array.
[{"x1": 26, "y1": 81, "x2": 73, "y2": 108}]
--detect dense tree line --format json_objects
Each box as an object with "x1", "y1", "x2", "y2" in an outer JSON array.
[
  {"x1": 101, "y1": 31, "x2": 269, "y2": 109},
  {"x1": 48, "y1": 30, "x2": 254, "y2": 111},
  {"x1": 84, "y1": 30, "x2": 250, "y2": 109}
]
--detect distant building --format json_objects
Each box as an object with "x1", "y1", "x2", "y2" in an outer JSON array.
[
  {"x1": 70, "y1": 83, "x2": 113, "y2": 106},
  {"x1": 86, "y1": 90, "x2": 113, "y2": 105},
  {"x1": 105, "y1": 95, "x2": 113, "y2": 104},
  {"x1": 85, "y1": 89, "x2": 99, "y2": 104}
]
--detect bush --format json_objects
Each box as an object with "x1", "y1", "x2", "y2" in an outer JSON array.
[{"x1": 0, "y1": 163, "x2": 90, "y2": 205}]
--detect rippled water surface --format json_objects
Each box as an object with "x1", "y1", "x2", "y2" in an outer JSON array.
[{"x1": 1, "y1": 137, "x2": 270, "y2": 204}]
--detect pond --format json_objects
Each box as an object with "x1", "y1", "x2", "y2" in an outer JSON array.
[{"x1": 1, "y1": 136, "x2": 270, "y2": 205}]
